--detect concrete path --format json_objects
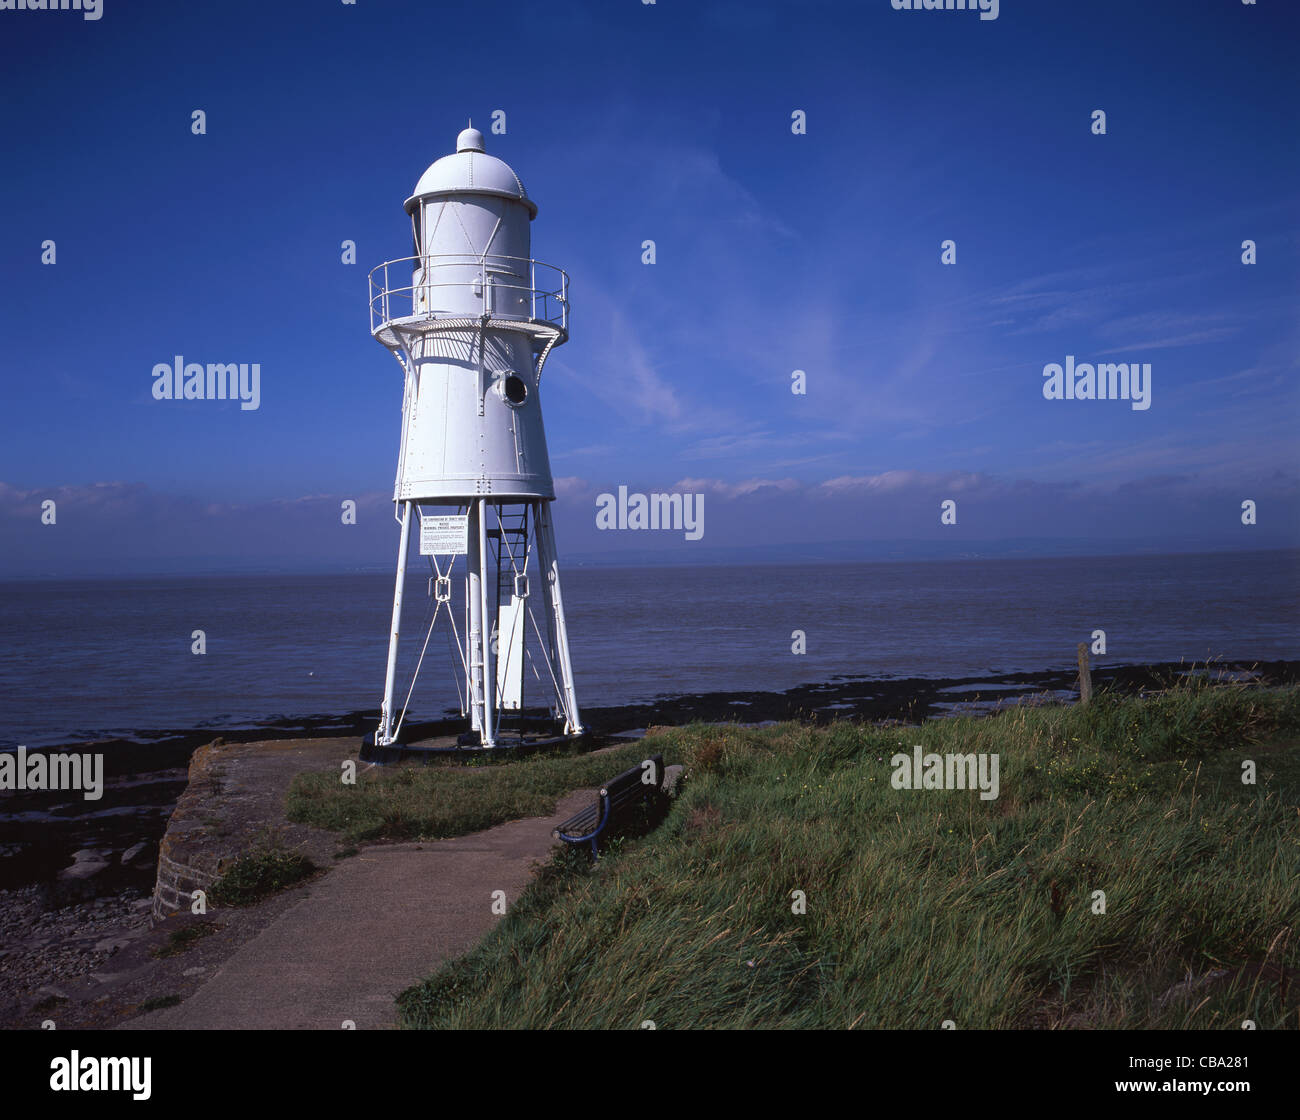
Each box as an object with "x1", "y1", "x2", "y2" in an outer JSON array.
[{"x1": 122, "y1": 789, "x2": 593, "y2": 1030}]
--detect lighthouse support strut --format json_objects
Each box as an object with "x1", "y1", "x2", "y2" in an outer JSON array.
[
  {"x1": 535, "y1": 500, "x2": 583, "y2": 734},
  {"x1": 465, "y1": 502, "x2": 486, "y2": 743},
  {"x1": 378, "y1": 498, "x2": 414, "y2": 745},
  {"x1": 478, "y1": 498, "x2": 497, "y2": 747}
]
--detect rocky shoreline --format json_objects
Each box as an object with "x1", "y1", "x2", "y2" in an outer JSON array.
[
  {"x1": 1, "y1": 657, "x2": 1296, "y2": 1028},
  {"x1": 0, "y1": 885, "x2": 154, "y2": 1019}
]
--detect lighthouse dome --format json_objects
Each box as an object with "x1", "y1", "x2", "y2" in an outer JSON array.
[{"x1": 404, "y1": 130, "x2": 537, "y2": 219}]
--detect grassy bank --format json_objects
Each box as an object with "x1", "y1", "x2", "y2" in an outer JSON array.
[
  {"x1": 286, "y1": 741, "x2": 653, "y2": 844},
  {"x1": 395, "y1": 682, "x2": 1300, "y2": 1029}
]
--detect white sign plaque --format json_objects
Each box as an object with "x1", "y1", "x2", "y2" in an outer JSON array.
[{"x1": 420, "y1": 514, "x2": 468, "y2": 556}]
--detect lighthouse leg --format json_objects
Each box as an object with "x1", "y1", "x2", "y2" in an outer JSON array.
[
  {"x1": 536, "y1": 500, "x2": 583, "y2": 735},
  {"x1": 480, "y1": 499, "x2": 497, "y2": 747},
  {"x1": 466, "y1": 500, "x2": 497, "y2": 747},
  {"x1": 378, "y1": 499, "x2": 414, "y2": 746},
  {"x1": 534, "y1": 500, "x2": 562, "y2": 716},
  {"x1": 466, "y1": 501, "x2": 485, "y2": 742}
]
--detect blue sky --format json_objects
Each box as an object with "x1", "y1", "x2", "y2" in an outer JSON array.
[{"x1": 1, "y1": 0, "x2": 1297, "y2": 575}]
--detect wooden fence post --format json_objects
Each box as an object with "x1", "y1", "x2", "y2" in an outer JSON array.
[{"x1": 1077, "y1": 642, "x2": 1092, "y2": 706}]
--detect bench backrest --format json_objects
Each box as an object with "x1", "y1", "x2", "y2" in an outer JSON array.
[{"x1": 601, "y1": 753, "x2": 664, "y2": 813}]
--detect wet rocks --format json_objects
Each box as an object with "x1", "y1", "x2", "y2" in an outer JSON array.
[
  {"x1": 121, "y1": 841, "x2": 155, "y2": 869},
  {"x1": 0, "y1": 884, "x2": 153, "y2": 1017},
  {"x1": 34, "y1": 840, "x2": 161, "y2": 908},
  {"x1": 46, "y1": 848, "x2": 115, "y2": 906}
]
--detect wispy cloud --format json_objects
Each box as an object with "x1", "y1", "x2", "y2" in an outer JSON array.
[{"x1": 675, "y1": 476, "x2": 801, "y2": 499}]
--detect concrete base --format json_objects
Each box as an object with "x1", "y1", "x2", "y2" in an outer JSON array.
[{"x1": 360, "y1": 727, "x2": 588, "y2": 764}]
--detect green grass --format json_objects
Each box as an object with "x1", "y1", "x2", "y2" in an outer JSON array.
[
  {"x1": 394, "y1": 681, "x2": 1300, "y2": 1030},
  {"x1": 209, "y1": 848, "x2": 317, "y2": 907},
  {"x1": 286, "y1": 742, "x2": 655, "y2": 844}
]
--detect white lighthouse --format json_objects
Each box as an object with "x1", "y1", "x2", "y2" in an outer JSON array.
[{"x1": 365, "y1": 125, "x2": 582, "y2": 751}]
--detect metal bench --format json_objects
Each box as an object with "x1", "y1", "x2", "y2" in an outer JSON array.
[{"x1": 553, "y1": 754, "x2": 665, "y2": 857}]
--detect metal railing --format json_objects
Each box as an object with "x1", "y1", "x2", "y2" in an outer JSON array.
[{"x1": 369, "y1": 253, "x2": 568, "y2": 336}]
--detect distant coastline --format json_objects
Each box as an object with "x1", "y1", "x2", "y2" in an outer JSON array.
[{"x1": 2, "y1": 542, "x2": 1296, "y2": 582}]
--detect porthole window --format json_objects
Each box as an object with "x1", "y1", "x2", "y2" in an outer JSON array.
[{"x1": 501, "y1": 373, "x2": 528, "y2": 406}]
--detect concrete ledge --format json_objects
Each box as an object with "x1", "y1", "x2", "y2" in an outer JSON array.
[{"x1": 151, "y1": 737, "x2": 359, "y2": 923}]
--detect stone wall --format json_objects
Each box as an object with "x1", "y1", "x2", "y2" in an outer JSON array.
[
  {"x1": 150, "y1": 740, "x2": 235, "y2": 923},
  {"x1": 150, "y1": 736, "x2": 358, "y2": 924}
]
